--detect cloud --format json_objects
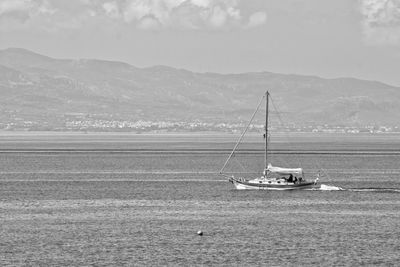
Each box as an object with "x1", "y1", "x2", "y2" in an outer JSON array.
[
  {"x1": 0, "y1": 0, "x2": 266, "y2": 32},
  {"x1": 0, "y1": 0, "x2": 35, "y2": 22},
  {"x1": 0, "y1": 0, "x2": 55, "y2": 17},
  {"x1": 102, "y1": 1, "x2": 120, "y2": 19},
  {"x1": 119, "y1": 0, "x2": 238, "y2": 29},
  {"x1": 0, "y1": 0, "x2": 30, "y2": 14},
  {"x1": 359, "y1": 0, "x2": 400, "y2": 45},
  {"x1": 209, "y1": 5, "x2": 229, "y2": 28},
  {"x1": 137, "y1": 15, "x2": 161, "y2": 30},
  {"x1": 247, "y1": 11, "x2": 267, "y2": 28},
  {"x1": 0, "y1": 0, "x2": 58, "y2": 33},
  {"x1": 116, "y1": 0, "x2": 267, "y2": 30},
  {"x1": 0, "y1": 0, "x2": 98, "y2": 32}
]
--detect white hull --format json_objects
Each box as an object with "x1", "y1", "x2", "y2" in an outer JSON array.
[{"x1": 230, "y1": 177, "x2": 318, "y2": 190}]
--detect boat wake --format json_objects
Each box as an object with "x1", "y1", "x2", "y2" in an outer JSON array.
[
  {"x1": 312, "y1": 184, "x2": 400, "y2": 193},
  {"x1": 313, "y1": 184, "x2": 344, "y2": 191},
  {"x1": 346, "y1": 188, "x2": 400, "y2": 193}
]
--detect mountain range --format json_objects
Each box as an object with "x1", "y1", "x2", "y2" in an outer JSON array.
[{"x1": 1, "y1": 47, "x2": 399, "y2": 130}]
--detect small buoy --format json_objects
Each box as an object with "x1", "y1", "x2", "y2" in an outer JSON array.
[{"x1": 197, "y1": 230, "x2": 203, "y2": 236}]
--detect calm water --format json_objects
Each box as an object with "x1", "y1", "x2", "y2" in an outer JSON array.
[{"x1": 1, "y1": 134, "x2": 400, "y2": 266}]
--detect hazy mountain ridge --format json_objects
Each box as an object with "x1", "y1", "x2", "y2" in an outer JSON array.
[{"x1": 1, "y1": 48, "x2": 400, "y2": 131}]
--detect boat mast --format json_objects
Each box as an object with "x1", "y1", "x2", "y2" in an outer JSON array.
[{"x1": 265, "y1": 91, "x2": 269, "y2": 170}]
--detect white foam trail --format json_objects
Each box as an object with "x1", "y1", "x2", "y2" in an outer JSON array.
[
  {"x1": 347, "y1": 188, "x2": 400, "y2": 193},
  {"x1": 315, "y1": 185, "x2": 400, "y2": 193},
  {"x1": 318, "y1": 184, "x2": 344, "y2": 191}
]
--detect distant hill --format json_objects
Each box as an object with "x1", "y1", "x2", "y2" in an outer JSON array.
[{"x1": 1, "y1": 47, "x2": 400, "y2": 131}]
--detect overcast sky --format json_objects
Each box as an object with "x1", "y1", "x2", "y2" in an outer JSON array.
[{"x1": 1, "y1": 0, "x2": 400, "y2": 86}]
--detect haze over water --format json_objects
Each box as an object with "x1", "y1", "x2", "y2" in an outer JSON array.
[{"x1": 1, "y1": 134, "x2": 400, "y2": 266}]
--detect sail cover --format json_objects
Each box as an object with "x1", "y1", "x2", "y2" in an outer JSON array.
[{"x1": 266, "y1": 164, "x2": 303, "y2": 175}]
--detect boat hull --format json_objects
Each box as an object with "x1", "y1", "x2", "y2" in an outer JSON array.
[{"x1": 229, "y1": 177, "x2": 317, "y2": 190}]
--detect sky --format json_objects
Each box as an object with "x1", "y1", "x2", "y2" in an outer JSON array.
[{"x1": 1, "y1": 0, "x2": 400, "y2": 86}]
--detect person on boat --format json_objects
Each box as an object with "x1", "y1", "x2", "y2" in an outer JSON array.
[
  {"x1": 294, "y1": 176, "x2": 298, "y2": 184},
  {"x1": 288, "y1": 174, "x2": 293, "y2": 183}
]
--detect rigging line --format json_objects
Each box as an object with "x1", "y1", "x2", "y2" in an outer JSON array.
[
  {"x1": 269, "y1": 94, "x2": 330, "y2": 180},
  {"x1": 219, "y1": 95, "x2": 266, "y2": 174},
  {"x1": 269, "y1": 94, "x2": 302, "y2": 168},
  {"x1": 233, "y1": 156, "x2": 247, "y2": 172},
  {"x1": 227, "y1": 149, "x2": 247, "y2": 172},
  {"x1": 268, "y1": 95, "x2": 285, "y2": 128},
  {"x1": 312, "y1": 155, "x2": 332, "y2": 180},
  {"x1": 270, "y1": 96, "x2": 290, "y2": 165}
]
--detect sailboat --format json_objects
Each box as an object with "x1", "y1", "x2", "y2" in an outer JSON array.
[{"x1": 220, "y1": 91, "x2": 319, "y2": 190}]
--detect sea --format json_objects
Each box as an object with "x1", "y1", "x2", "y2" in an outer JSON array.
[{"x1": 1, "y1": 133, "x2": 400, "y2": 266}]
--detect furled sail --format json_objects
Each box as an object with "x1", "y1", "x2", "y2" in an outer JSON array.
[{"x1": 266, "y1": 164, "x2": 303, "y2": 175}]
